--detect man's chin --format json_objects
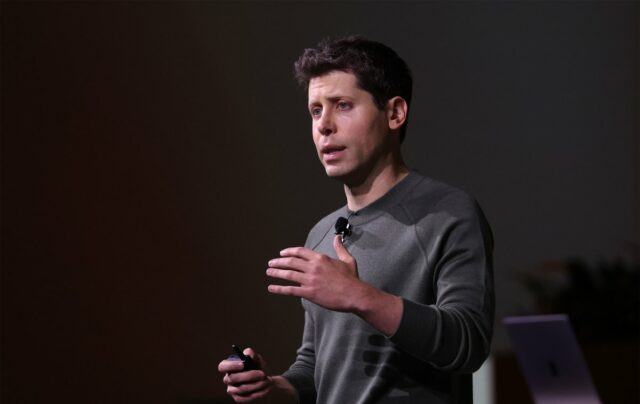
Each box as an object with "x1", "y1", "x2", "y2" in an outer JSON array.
[
  {"x1": 324, "y1": 166, "x2": 348, "y2": 180},
  {"x1": 324, "y1": 166, "x2": 365, "y2": 187}
]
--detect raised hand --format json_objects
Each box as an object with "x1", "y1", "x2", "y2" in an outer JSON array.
[
  {"x1": 266, "y1": 235, "x2": 366, "y2": 312},
  {"x1": 267, "y1": 234, "x2": 403, "y2": 336}
]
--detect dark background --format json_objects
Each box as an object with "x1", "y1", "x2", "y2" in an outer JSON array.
[{"x1": 2, "y1": 1, "x2": 638, "y2": 403}]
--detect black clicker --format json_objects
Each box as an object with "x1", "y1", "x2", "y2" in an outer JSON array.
[{"x1": 229, "y1": 344, "x2": 259, "y2": 371}]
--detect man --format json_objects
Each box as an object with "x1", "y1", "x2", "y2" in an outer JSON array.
[{"x1": 218, "y1": 36, "x2": 494, "y2": 404}]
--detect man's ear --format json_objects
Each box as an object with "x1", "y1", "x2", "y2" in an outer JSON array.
[{"x1": 386, "y1": 96, "x2": 408, "y2": 131}]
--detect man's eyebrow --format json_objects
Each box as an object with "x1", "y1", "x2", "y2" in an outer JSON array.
[{"x1": 308, "y1": 96, "x2": 349, "y2": 106}]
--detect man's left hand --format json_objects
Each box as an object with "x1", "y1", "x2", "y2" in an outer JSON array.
[{"x1": 266, "y1": 235, "x2": 366, "y2": 312}]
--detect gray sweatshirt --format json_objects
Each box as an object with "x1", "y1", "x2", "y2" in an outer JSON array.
[{"x1": 282, "y1": 171, "x2": 494, "y2": 404}]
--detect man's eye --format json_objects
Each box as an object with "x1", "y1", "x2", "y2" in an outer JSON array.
[
  {"x1": 310, "y1": 108, "x2": 322, "y2": 117},
  {"x1": 337, "y1": 102, "x2": 350, "y2": 110}
]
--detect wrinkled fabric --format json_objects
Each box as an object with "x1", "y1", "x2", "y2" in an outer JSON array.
[{"x1": 283, "y1": 171, "x2": 494, "y2": 404}]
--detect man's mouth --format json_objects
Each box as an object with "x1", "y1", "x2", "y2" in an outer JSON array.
[{"x1": 321, "y1": 145, "x2": 346, "y2": 155}]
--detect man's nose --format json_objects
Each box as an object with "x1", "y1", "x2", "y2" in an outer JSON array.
[{"x1": 317, "y1": 111, "x2": 335, "y2": 136}]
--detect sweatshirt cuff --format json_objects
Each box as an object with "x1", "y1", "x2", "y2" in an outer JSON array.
[
  {"x1": 281, "y1": 372, "x2": 316, "y2": 404},
  {"x1": 388, "y1": 298, "x2": 439, "y2": 359}
]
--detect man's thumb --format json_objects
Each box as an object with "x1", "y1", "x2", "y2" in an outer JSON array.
[{"x1": 333, "y1": 234, "x2": 354, "y2": 263}]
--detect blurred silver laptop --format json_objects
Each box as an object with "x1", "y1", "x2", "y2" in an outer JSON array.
[{"x1": 503, "y1": 314, "x2": 601, "y2": 404}]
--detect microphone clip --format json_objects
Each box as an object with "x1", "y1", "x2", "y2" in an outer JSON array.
[{"x1": 334, "y1": 216, "x2": 352, "y2": 243}]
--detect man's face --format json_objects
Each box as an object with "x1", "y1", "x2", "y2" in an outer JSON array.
[{"x1": 308, "y1": 70, "x2": 392, "y2": 185}]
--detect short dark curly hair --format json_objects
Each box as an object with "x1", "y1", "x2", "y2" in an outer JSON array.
[{"x1": 294, "y1": 35, "x2": 413, "y2": 142}]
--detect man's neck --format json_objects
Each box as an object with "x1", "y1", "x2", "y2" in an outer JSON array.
[{"x1": 344, "y1": 161, "x2": 410, "y2": 212}]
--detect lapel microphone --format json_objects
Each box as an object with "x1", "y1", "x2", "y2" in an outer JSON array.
[{"x1": 334, "y1": 216, "x2": 352, "y2": 242}]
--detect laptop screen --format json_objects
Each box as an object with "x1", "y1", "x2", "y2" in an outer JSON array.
[{"x1": 503, "y1": 314, "x2": 601, "y2": 404}]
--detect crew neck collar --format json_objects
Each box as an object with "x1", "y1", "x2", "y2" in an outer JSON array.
[{"x1": 342, "y1": 170, "x2": 421, "y2": 224}]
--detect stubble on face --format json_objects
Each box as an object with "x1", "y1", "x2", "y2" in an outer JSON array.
[{"x1": 307, "y1": 71, "x2": 393, "y2": 188}]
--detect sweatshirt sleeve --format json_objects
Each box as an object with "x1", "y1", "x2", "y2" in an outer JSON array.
[
  {"x1": 389, "y1": 197, "x2": 494, "y2": 373},
  {"x1": 281, "y1": 308, "x2": 317, "y2": 403}
]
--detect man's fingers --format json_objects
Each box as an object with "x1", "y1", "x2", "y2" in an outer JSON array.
[
  {"x1": 218, "y1": 359, "x2": 245, "y2": 373},
  {"x1": 243, "y1": 348, "x2": 267, "y2": 370},
  {"x1": 267, "y1": 284, "x2": 304, "y2": 297},
  {"x1": 333, "y1": 235, "x2": 355, "y2": 263},
  {"x1": 279, "y1": 246, "x2": 316, "y2": 260},
  {"x1": 268, "y1": 256, "x2": 308, "y2": 271},
  {"x1": 227, "y1": 375, "x2": 272, "y2": 402},
  {"x1": 228, "y1": 378, "x2": 271, "y2": 402},
  {"x1": 266, "y1": 267, "x2": 304, "y2": 284},
  {"x1": 225, "y1": 369, "x2": 266, "y2": 386}
]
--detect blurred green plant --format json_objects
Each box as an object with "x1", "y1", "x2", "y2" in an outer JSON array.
[{"x1": 520, "y1": 255, "x2": 639, "y2": 343}]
